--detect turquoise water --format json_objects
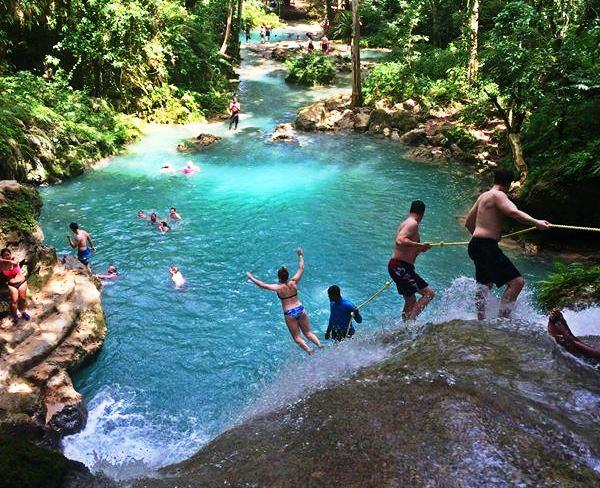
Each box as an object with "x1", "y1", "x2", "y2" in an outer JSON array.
[{"x1": 39, "y1": 32, "x2": 556, "y2": 478}]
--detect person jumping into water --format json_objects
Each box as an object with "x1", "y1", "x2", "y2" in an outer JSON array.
[
  {"x1": 1, "y1": 248, "x2": 31, "y2": 323},
  {"x1": 229, "y1": 96, "x2": 240, "y2": 130},
  {"x1": 246, "y1": 248, "x2": 324, "y2": 354},
  {"x1": 548, "y1": 309, "x2": 600, "y2": 362},
  {"x1": 465, "y1": 168, "x2": 550, "y2": 319},
  {"x1": 388, "y1": 200, "x2": 435, "y2": 321},
  {"x1": 325, "y1": 285, "x2": 362, "y2": 342},
  {"x1": 67, "y1": 222, "x2": 95, "y2": 266}
]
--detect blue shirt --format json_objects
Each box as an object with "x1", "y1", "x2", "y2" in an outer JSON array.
[{"x1": 326, "y1": 298, "x2": 362, "y2": 337}]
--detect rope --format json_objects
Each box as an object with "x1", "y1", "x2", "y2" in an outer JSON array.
[
  {"x1": 430, "y1": 223, "x2": 600, "y2": 248},
  {"x1": 344, "y1": 279, "x2": 393, "y2": 338}
]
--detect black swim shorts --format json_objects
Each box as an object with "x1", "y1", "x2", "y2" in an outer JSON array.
[
  {"x1": 388, "y1": 258, "x2": 429, "y2": 298},
  {"x1": 468, "y1": 237, "x2": 521, "y2": 287}
]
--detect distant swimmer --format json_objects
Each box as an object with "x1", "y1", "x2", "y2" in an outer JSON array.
[
  {"x1": 247, "y1": 247, "x2": 324, "y2": 354},
  {"x1": 149, "y1": 212, "x2": 159, "y2": 225},
  {"x1": 181, "y1": 161, "x2": 199, "y2": 175},
  {"x1": 229, "y1": 96, "x2": 240, "y2": 131},
  {"x1": 137, "y1": 210, "x2": 147, "y2": 219},
  {"x1": 325, "y1": 285, "x2": 362, "y2": 342},
  {"x1": 1, "y1": 248, "x2": 31, "y2": 323},
  {"x1": 169, "y1": 207, "x2": 181, "y2": 220},
  {"x1": 465, "y1": 168, "x2": 550, "y2": 319},
  {"x1": 95, "y1": 264, "x2": 118, "y2": 280},
  {"x1": 388, "y1": 200, "x2": 435, "y2": 321},
  {"x1": 67, "y1": 222, "x2": 95, "y2": 267},
  {"x1": 170, "y1": 266, "x2": 185, "y2": 288},
  {"x1": 158, "y1": 221, "x2": 171, "y2": 233},
  {"x1": 161, "y1": 163, "x2": 176, "y2": 174},
  {"x1": 548, "y1": 309, "x2": 600, "y2": 361}
]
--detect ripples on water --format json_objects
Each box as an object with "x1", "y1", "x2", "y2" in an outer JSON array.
[{"x1": 36, "y1": 30, "x2": 592, "y2": 478}]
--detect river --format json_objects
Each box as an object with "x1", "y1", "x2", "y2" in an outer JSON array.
[{"x1": 38, "y1": 27, "x2": 569, "y2": 480}]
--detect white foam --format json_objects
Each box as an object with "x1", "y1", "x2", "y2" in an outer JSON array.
[
  {"x1": 62, "y1": 387, "x2": 207, "y2": 480},
  {"x1": 562, "y1": 306, "x2": 600, "y2": 337}
]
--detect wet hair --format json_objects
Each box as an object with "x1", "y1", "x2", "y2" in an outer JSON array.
[
  {"x1": 493, "y1": 168, "x2": 515, "y2": 187},
  {"x1": 150, "y1": 213, "x2": 158, "y2": 221},
  {"x1": 161, "y1": 221, "x2": 170, "y2": 228},
  {"x1": 409, "y1": 200, "x2": 426, "y2": 215},
  {"x1": 108, "y1": 265, "x2": 118, "y2": 274},
  {"x1": 328, "y1": 285, "x2": 341, "y2": 301},
  {"x1": 170, "y1": 207, "x2": 176, "y2": 212},
  {"x1": 69, "y1": 222, "x2": 79, "y2": 231},
  {"x1": 1, "y1": 247, "x2": 11, "y2": 258},
  {"x1": 277, "y1": 266, "x2": 289, "y2": 283}
]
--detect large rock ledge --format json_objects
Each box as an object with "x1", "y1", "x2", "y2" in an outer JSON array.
[
  {"x1": 294, "y1": 94, "x2": 504, "y2": 171},
  {"x1": 0, "y1": 181, "x2": 106, "y2": 443}
]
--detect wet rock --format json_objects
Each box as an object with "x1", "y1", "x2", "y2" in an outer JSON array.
[
  {"x1": 336, "y1": 110, "x2": 355, "y2": 131},
  {"x1": 390, "y1": 130, "x2": 400, "y2": 141},
  {"x1": 271, "y1": 46, "x2": 301, "y2": 62},
  {"x1": 47, "y1": 402, "x2": 87, "y2": 436},
  {"x1": 295, "y1": 101, "x2": 327, "y2": 131},
  {"x1": 399, "y1": 128, "x2": 429, "y2": 146},
  {"x1": 353, "y1": 110, "x2": 371, "y2": 131},
  {"x1": 176, "y1": 133, "x2": 222, "y2": 153},
  {"x1": 271, "y1": 123, "x2": 297, "y2": 141},
  {"x1": 134, "y1": 321, "x2": 600, "y2": 488},
  {"x1": 383, "y1": 127, "x2": 391, "y2": 137}
]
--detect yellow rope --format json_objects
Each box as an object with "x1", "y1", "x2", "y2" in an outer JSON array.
[
  {"x1": 344, "y1": 280, "x2": 393, "y2": 338},
  {"x1": 430, "y1": 223, "x2": 600, "y2": 247}
]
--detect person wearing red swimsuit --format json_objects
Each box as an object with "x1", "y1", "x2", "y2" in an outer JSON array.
[{"x1": 1, "y1": 248, "x2": 31, "y2": 323}]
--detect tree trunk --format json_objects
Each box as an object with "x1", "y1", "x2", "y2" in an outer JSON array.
[
  {"x1": 466, "y1": 0, "x2": 479, "y2": 82},
  {"x1": 220, "y1": 0, "x2": 235, "y2": 56},
  {"x1": 507, "y1": 132, "x2": 528, "y2": 182},
  {"x1": 351, "y1": 0, "x2": 362, "y2": 107},
  {"x1": 325, "y1": 0, "x2": 334, "y2": 27}
]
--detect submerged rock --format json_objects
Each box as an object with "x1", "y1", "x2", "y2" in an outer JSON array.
[
  {"x1": 134, "y1": 321, "x2": 600, "y2": 487},
  {"x1": 176, "y1": 133, "x2": 222, "y2": 153},
  {"x1": 271, "y1": 123, "x2": 297, "y2": 141}
]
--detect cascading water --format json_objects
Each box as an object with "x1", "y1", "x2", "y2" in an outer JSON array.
[{"x1": 38, "y1": 27, "x2": 595, "y2": 481}]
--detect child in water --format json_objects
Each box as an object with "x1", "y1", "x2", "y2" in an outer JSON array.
[
  {"x1": 158, "y1": 221, "x2": 171, "y2": 233},
  {"x1": 169, "y1": 208, "x2": 182, "y2": 220},
  {"x1": 170, "y1": 266, "x2": 185, "y2": 288},
  {"x1": 181, "y1": 161, "x2": 199, "y2": 175}
]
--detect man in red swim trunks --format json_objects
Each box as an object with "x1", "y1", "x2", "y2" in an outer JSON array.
[{"x1": 388, "y1": 200, "x2": 435, "y2": 321}]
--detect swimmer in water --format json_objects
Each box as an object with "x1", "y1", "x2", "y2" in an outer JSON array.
[
  {"x1": 181, "y1": 161, "x2": 199, "y2": 174},
  {"x1": 158, "y1": 221, "x2": 171, "y2": 233},
  {"x1": 246, "y1": 247, "x2": 323, "y2": 355},
  {"x1": 137, "y1": 210, "x2": 147, "y2": 219},
  {"x1": 170, "y1": 266, "x2": 185, "y2": 288},
  {"x1": 161, "y1": 163, "x2": 175, "y2": 174},
  {"x1": 95, "y1": 264, "x2": 118, "y2": 280},
  {"x1": 169, "y1": 207, "x2": 181, "y2": 220},
  {"x1": 149, "y1": 212, "x2": 159, "y2": 225}
]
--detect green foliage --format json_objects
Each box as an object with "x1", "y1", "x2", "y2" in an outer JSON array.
[
  {"x1": 536, "y1": 262, "x2": 600, "y2": 311},
  {"x1": 286, "y1": 53, "x2": 336, "y2": 86},
  {"x1": 242, "y1": 0, "x2": 282, "y2": 29},
  {"x1": 444, "y1": 125, "x2": 477, "y2": 151},
  {"x1": 0, "y1": 185, "x2": 42, "y2": 235},
  {"x1": 0, "y1": 72, "x2": 141, "y2": 183}
]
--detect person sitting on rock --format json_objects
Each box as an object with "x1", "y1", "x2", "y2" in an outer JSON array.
[
  {"x1": 325, "y1": 285, "x2": 362, "y2": 342},
  {"x1": 548, "y1": 309, "x2": 600, "y2": 361},
  {"x1": 0, "y1": 248, "x2": 31, "y2": 323},
  {"x1": 95, "y1": 265, "x2": 118, "y2": 281}
]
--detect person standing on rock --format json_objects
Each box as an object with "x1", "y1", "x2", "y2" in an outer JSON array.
[
  {"x1": 246, "y1": 247, "x2": 324, "y2": 355},
  {"x1": 325, "y1": 285, "x2": 362, "y2": 341},
  {"x1": 67, "y1": 222, "x2": 95, "y2": 267},
  {"x1": 1, "y1": 248, "x2": 31, "y2": 323},
  {"x1": 388, "y1": 200, "x2": 435, "y2": 321},
  {"x1": 229, "y1": 96, "x2": 240, "y2": 130},
  {"x1": 465, "y1": 168, "x2": 550, "y2": 319}
]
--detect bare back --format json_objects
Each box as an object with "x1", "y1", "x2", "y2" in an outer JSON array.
[
  {"x1": 75, "y1": 230, "x2": 90, "y2": 251},
  {"x1": 472, "y1": 189, "x2": 507, "y2": 241},
  {"x1": 391, "y1": 217, "x2": 420, "y2": 264},
  {"x1": 277, "y1": 281, "x2": 302, "y2": 311}
]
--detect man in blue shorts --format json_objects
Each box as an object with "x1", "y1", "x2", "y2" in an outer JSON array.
[
  {"x1": 67, "y1": 222, "x2": 95, "y2": 267},
  {"x1": 325, "y1": 285, "x2": 362, "y2": 341}
]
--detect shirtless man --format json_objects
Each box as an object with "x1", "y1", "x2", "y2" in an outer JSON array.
[
  {"x1": 67, "y1": 222, "x2": 95, "y2": 266},
  {"x1": 388, "y1": 200, "x2": 435, "y2": 321},
  {"x1": 465, "y1": 168, "x2": 550, "y2": 319},
  {"x1": 169, "y1": 207, "x2": 181, "y2": 220}
]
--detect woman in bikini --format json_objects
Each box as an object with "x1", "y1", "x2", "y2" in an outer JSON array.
[
  {"x1": 247, "y1": 248, "x2": 323, "y2": 354},
  {"x1": 1, "y1": 248, "x2": 31, "y2": 323}
]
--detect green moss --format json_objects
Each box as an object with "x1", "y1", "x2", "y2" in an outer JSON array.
[
  {"x1": 0, "y1": 187, "x2": 42, "y2": 235},
  {"x1": 0, "y1": 432, "x2": 81, "y2": 488}
]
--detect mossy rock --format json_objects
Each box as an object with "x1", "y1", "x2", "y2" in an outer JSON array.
[{"x1": 0, "y1": 181, "x2": 42, "y2": 237}]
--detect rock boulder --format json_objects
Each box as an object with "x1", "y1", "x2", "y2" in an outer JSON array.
[{"x1": 177, "y1": 133, "x2": 222, "y2": 153}]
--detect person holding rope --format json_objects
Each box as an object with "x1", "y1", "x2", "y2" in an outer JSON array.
[
  {"x1": 388, "y1": 200, "x2": 435, "y2": 321},
  {"x1": 246, "y1": 248, "x2": 324, "y2": 355},
  {"x1": 325, "y1": 285, "x2": 362, "y2": 342},
  {"x1": 465, "y1": 168, "x2": 550, "y2": 319}
]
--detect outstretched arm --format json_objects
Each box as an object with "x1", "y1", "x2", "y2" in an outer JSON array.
[
  {"x1": 464, "y1": 200, "x2": 478, "y2": 235},
  {"x1": 496, "y1": 194, "x2": 550, "y2": 230},
  {"x1": 0, "y1": 257, "x2": 18, "y2": 266},
  {"x1": 291, "y1": 248, "x2": 305, "y2": 282},
  {"x1": 246, "y1": 272, "x2": 280, "y2": 291}
]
